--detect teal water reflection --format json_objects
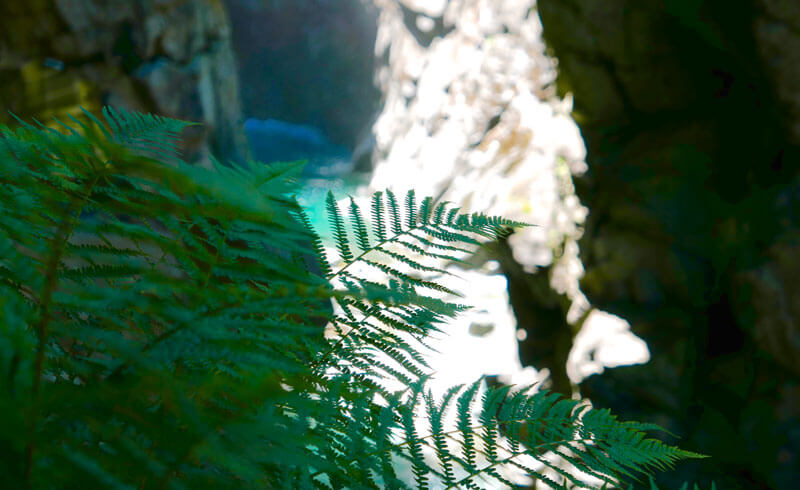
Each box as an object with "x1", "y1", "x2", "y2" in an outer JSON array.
[{"x1": 295, "y1": 173, "x2": 370, "y2": 243}]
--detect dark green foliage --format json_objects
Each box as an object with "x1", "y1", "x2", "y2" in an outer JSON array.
[{"x1": 0, "y1": 108, "x2": 704, "y2": 489}]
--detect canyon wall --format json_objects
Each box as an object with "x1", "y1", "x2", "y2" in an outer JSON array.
[
  {"x1": 3, "y1": 1, "x2": 798, "y2": 486},
  {"x1": 0, "y1": 0, "x2": 247, "y2": 164},
  {"x1": 366, "y1": 0, "x2": 648, "y2": 401},
  {"x1": 368, "y1": 0, "x2": 800, "y2": 486},
  {"x1": 538, "y1": 0, "x2": 800, "y2": 487}
]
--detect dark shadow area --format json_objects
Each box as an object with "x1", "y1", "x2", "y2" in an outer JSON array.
[
  {"x1": 224, "y1": 0, "x2": 381, "y2": 151},
  {"x1": 539, "y1": 0, "x2": 800, "y2": 487}
]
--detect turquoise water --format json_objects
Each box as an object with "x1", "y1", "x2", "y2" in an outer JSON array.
[
  {"x1": 242, "y1": 119, "x2": 368, "y2": 244},
  {"x1": 296, "y1": 172, "x2": 371, "y2": 243}
]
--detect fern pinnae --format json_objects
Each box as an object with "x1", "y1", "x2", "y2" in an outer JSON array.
[
  {"x1": 418, "y1": 196, "x2": 433, "y2": 225},
  {"x1": 362, "y1": 259, "x2": 461, "y2": 297},
  {"x1": 293, "y1": 206, "x2": 333, "y2": 278},
  {"x1": 363, "y1": 323, "x2": 432, "y2": 370},
  {"x1": 79, "y1": 107, "x2": 114, "y2": 141},
  {"x1": 375, "y1": 247, "x2": 452, "y2": 276},
  {"x1": 369, "y1": 307, "x2": 443, "y2": 345},
  {"x1": 456, "y1": 381, "x2": 481, "y2": 475},
  {"x1": 405, "y1": 189, "x2": 417, "y2": 228},
  {"x1": 445, "y1": 206, "x2": 461, "y2": 225},
  {"x1": 386, "y1": 188, "x2": 404, "y2": 235},
  {"x1": 422, "y1": 224, "x2": 481, "y2": 245},
  {"x1": 550, "y1": 447, "x2": 617, "y2": 486},
  {"x1": 326, "y1": 310, "x2": 431, "y2": 377},
  {"x1": 426, "y1": 388, "x2": 459, "y2": 487},
  {"x1": 373, "y1": 404, "x2": 406, "y2": 489},
  {"x1": 53, "y1": 115, "x2": 86, "y2": 141},
  {"x1": 431, "y1": 201, "x2": 450, "y2": 225},
  {"x1": 326, "y1": 191, "x2": 354, "y2": 265},
  {"x1": 402, "y1": 384, "x2": 431, "y2": 490},
  {"x1": 405, "y1": 230, "x2": 474, "y2": 255},
  {"x1": 359, "y1": 332, "x2": 429, "y2": 378},
  {"x1": 394, "y1": 237, "x2": 471, "y2": 265},
  {"x1": 348, "y1": 196, "x2": 371, "y2": 253},
  {"x1": 477, "y1": 390, "x2": 505, "y2": 466},
  {"x1": 357, "y1": 354, "x2": 418, "y2": 391},
  {"x1": 371, "y1": 191, "x2": 387, "y2": 242}
]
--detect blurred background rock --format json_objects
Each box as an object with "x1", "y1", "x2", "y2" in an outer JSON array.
[{"x1": 2, "y1": 0, "x2": 798, "y2": 488}]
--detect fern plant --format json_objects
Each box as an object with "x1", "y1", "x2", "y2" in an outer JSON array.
[{"x1": 0, "y1": 107, "x2": 704, "y2": 489}]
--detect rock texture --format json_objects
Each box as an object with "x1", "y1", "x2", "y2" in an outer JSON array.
[
  {"x1": 224, "y1": 0, "x2": 381, "y2": 153},
  {"x1": 368, "y1": 0, "x2": 800, "y2": 486},
  {"x1": 368, "y1": 0, "x2": 579, "y2": 395},
  {"x1": 366, "y1": 0, "x2": 650, "y2": 406},
  {"x1": 538, "y1": 0, "x2": 800, "y2": 487},
  {"x1": 0, "y1": 0, "x2": 247, "y2": 164}
]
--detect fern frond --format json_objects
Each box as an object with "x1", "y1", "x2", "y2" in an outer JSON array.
[
  {"x1": 406, "y1": 189, "x2": 417, "y2": 228},
  {"x1": 371, "y1": 190, "x2": 387, "y2": 242},
  {"x1": 0, "y1": 108, "x2": 704, "y2": 490},
  {"x1": 378, "y1": 380, "x2": 705, "y2": 489},
  {"x1": 102, "y1": 106, "x2": 192, "y2": 163},
  {"x1": 349, "y1": 196, "x2": 371, "y2": 253},
  {"x1": 326, "y1": 190, "x2": 354, "y2": 264}
]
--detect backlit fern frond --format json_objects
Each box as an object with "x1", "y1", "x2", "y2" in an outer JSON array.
[
  {"x1": 377, "y1": 380, "x2": 707, "y2": 489},
  {"x1": 100, "y1": 105, "x2": 192, "y2": 163},
  {"x1": 309, "y1": 187, "x2": 526, "y2": 387},
  {"x1": 302, "y1": 186, "x2": 707, "y2": 488},
  {"x1": 301, "y1": 188, "x2": 704, "y2": 487},
  {"x1": 0, "y1": 108, "x2": 331, "y2": 488},
  {"x1": 0, "y1": 108, "x2": 705, "y2": 490}
]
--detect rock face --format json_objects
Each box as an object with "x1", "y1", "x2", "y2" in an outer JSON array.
[
  {"x1": 538, "y1": 0, "x2": 800, "y2": 487},
  {"x1": 0, "y1": 0, "x2": 247, "y2": 164},
  {"x1": 366, "y1": 0, "x2": 651, "y2": 405},
  {"x1": 224, "y1": 0, "x2": 381, "y2": 152},
  {"x1": 367, "y1": 0, "x2": 578, "y2": 396}
]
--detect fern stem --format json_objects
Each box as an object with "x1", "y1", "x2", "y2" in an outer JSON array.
[
  {"x1": 201, "y1": 220, "x2": 230, "y2": 289},
  {"x1": 310, "y1": 309, "x2": 377, "y2": 373},
  {"x1": 306, "y1": 416, "x2": 600, "y2": 485},
  {"x1": 106, "y1": 299, "x2": 244, "y2": 381},
  {"x1": 330, "y1": 221, "x2": 439, "y2": 279},
  {"x1": 24, "y1": 172, "x2": 101, "y2": 488}
]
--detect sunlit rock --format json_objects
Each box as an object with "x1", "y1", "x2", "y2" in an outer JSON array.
[
  {"x1": 365, "y1": 0, "x2": 642, "y2": 389},
  {"x1": 567, "y1": 310, "x2": 650, "y2": 384},
  {"x1": 1, "y1": 0, "x2": 247, "y2": 164}
]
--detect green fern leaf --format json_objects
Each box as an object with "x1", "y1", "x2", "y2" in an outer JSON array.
[
  {"x1": 405, "y1": 189, "x2": 417, "y2": 228},
  {"x1": 0, "y1": 108, "x2": 706, "y2": 490},
  {"x1": 371, "y1": 190, "x2": 387, "y2": 242},
  {"x1": 386, "y1": 188, "x2": 404, "y2": 235},
  {"x1": 326, "y1": 190, "x2": 354, "y2": 264},
  {"x1": 349, "y1": 196, "x2": 371, "y2": 253}
]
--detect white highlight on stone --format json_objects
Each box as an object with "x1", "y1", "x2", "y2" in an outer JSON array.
[
  {"x1": 568, "y1": 310, "x2": 651, "y2": 384},
  {"x1": 364, "y1": 0, "x2": 649, "y2": 390},
  {"x1": 351, "y1": 1, "x2": 654, "y2": 484}
]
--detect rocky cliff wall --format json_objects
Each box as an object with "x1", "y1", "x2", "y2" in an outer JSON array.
[
  {"x1": 367, "y1": 0, "x2": 800, "y2": 486},
  {"x1": 365, "y1": 0, "x2": 652, "y2": 408},
  {"x1": 0, "y1": 0, "x2": 247, "y2": 164},
  {"x1": 538, "y1": 0, "x2": 800, "y2": 487},
  {"x1": 224, "y1": 0, "x2": 380, "y2": 152}
]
